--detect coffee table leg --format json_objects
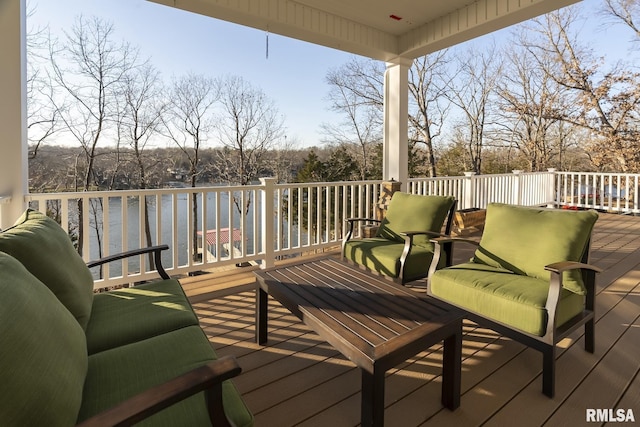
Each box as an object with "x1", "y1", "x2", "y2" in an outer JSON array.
[
  {"x1": 361, "y1": 368, "x2": 385, "y2": 427},
  {"x1": 441, "y1": 320, "x2": 462, "y2": 410},
  {"x1": 256, "y1": 287, "x2": 268, "y2": 344}
]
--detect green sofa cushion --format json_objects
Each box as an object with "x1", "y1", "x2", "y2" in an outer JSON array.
[
  {"x1": 343, "y1": 237, "x2": 445, "y2": 281},
  {"x1": 376, "y1": 193, "x2": 455, "y2": 247},
  {"x1": 0, "y1": 209, "x2": 94, "y2": 329},
  {"x1": 0, "y1": 252, "x2": 88, "y2": 427},
  {"x1": 472, "y1": 203, "x2": 598, "y2": 295},
  {"x1": 79, "y1": 326, "x2": 253, "y2": 427},
  {"x1": 430, "y1": 262, "x2": 585, "y2": 336},
  {"x1": 86, "y1": 279, "x2": 200, "y2": 354}
]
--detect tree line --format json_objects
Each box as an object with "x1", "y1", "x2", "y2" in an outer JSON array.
[
  {"x1": 320, "y1": 0, "x2": 640, "y2": 177},
  {"x1": 28, "y1": 0, "x2": 640, "y2": 197}
]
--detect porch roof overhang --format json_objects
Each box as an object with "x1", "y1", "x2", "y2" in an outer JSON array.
[{"x1": 148, "y1": 0, "x2": 581, "y2": 62}]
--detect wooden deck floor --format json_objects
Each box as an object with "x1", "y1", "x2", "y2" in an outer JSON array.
[{"x1": 182, "y1": 213, "x2": 640, "y2": 426}]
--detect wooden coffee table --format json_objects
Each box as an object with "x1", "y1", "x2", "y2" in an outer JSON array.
[{"x1": 254, "y1": 256, "x2": 464, "y2": 427}]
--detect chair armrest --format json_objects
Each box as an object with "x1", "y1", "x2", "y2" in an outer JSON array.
[
  {"x1": 543, "y1": 261, "x2": 602, "y2": 340},
  {"x1": 345, "y1": 218, "x2": 382, "y2": 224},
  {"x1": 430, "y1": 236, "x2": 481, "y2": 247},
  {"x1": 342, "y1": 218, "x2": 382, "y2": 257},
  {"x1": 398, "y1": 231, "x2": 448, "y2": 283},
  {"x1": 400, "y1": 230, "x2": 447, "y2": 238},
  {"x1": 427, "y1": 237, "x2": 481, "y2": 284},
  {"x1": 76, "y1": 356, "x2": 241, "y2": 427},
  {"x1": 86, "y1": 244, "x2": 170, "y2": 280},
  {"x1": 544, "y1": 261, "x2": 602, "y2": 274}
]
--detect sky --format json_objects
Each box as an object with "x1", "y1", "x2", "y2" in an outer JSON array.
[{"x1": 27, "y1": 0, "x2": 636, "y2": 149}]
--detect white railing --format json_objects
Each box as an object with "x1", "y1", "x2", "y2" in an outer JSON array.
[
  {"x1": 24, "y1": 170, "x2": 640, "y2": 287},
  {"x1": 26, "y1": 178, "x2": 382, "y2": 287},
  {"x1": 409, "y1": 170, "x2": 555, "y2": 209},
  {"x1": 555, "y1": 171, "x2": 640, "y2": 213}
]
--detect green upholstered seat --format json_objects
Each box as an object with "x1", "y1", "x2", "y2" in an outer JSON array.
[
  {"x1": 343, "y1": 192, "x2": 456, "y2": 283},
  {"x1": 78, "y1": 326, "x2": 254, "y2": 427},
  {"x1": 428, "y1": 203, "x2": 600, "y2": 398},
  {"x1": 86, "y1": 279, "x2": 200, "y2": 354},
  {"x1": 0, "y1": 209, "x2": 94, "y2": 329},
  {"x1": 343, "y1": 237, "x2": 449, "y2": 280},
  {"x1": 429, "y1": 263, "x2": 584, "y2": 336},
  {"x1": 0, "y1": 252, "x2": 88, "y2": 427}
]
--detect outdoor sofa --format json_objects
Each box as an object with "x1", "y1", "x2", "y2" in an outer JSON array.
[{"x1": 0, "y1": 209, "x2": 253, "y2": 426}]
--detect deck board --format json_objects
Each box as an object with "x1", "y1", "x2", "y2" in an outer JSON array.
[{"x1": 187, "y1": 212, "x2": 640, "y2": 426}]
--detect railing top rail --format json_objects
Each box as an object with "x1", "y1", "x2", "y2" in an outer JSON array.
[
  {"x1": 275, "y1": 180, "x2": 384, "y2": 189},
  {"x1": 24, "y1": 184, "x2": 267, "y2": 200},
  {"x1": 556, "y1": 171, "x2": 640, "y2": 177}
]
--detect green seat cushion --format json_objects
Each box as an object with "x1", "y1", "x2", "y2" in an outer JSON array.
[
  {"x1": 0, "y1": 252, "x2": 87, "y2": 427},
  {"x1": 0, "y1": 209, "x2": 94, "y2": 329},
  {"x1": 430, "y1": 263, "x2": 585, "y2": 336},
  {"x1": 472, "y1": 203, "x2": 598, "y2": 295},
  {"x1": 376, "y1": 193, "x2": 455, "y2": 247},
  {"x1": 86, "y1": 279, "x2": 200, "y2": 354},
  {"x1": 344, "y1": 238, "x2": 443, "y2": 280},
  {"x1": 79, "y1": 326, "x2": 253, "y2": 427}
]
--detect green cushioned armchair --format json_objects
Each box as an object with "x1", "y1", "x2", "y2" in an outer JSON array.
[
  {"x1": 427, "y1": 203, "x2": 602, "y2": 398},
  {"x1": 342, "y1": 192, "x2": 456, "y2": 284}
]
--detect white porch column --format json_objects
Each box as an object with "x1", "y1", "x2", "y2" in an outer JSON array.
[
  {"x1": 0, "y1": 0, "x2": 28, "y2": 229},
  {"x1": 383, "y1": 59, "x2": 411, "y2": 192}
]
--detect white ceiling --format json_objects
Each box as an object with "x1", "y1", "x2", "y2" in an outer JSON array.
[
  {"x1": 149, "y1": 0, "x2": 581, "y2": 61},
  {"x1": 292, "y1": 0, "x2": 474, "y2": 36}
]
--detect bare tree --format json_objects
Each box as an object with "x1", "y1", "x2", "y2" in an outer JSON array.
[
  {"x1": 444, "y1": 46, "x2": 500, "y2": 173},
  {"x1": 214, "y1": 75, "x2": 285, "y2": 214},
  {"x1": 25, "y1": 5, "x2": 60, "y2": 161},
  {"x1": 48, "y1": 15, "x2": 140, "y2": 255},
  {"x1": 322, "y1": 58, "x2": 384, "y2": 180},
  {"x1": 492, "y1": 42, "x2": 572, "y2": 171},
  {"x1": 601, "y1": 0, "x2": 640, "y2": 41},
  {"x1": 523, "y1": 8, "x2": 640, "y2": 171},
  {"x1": 323, "y1": 53, "x2": 452, "y2": 179},
  {"x1": 409, "y1": 51, "x2": 452, "y2": 177},
  {"x1": 119, "y1": 63, "x2": 165, "y2": 266},
  {"x1": 163, "y1": 73, "x2": 219, "y2": 260}
]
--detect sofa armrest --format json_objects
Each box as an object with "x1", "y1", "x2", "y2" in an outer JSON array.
[
  {"x1": 86, "y1": 245, "x2": 170, "y2": 280},
  {"x1": 76, "y1": 356, "x2": 241, "y2": 427}
]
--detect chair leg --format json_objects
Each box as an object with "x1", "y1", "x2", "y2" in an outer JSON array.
[
  {"x1": 585, "y1": 319, "x2": 595, "y2": 353},
  {"x1": 542, "y1": 346, "x2": 555, "y2": 398}
]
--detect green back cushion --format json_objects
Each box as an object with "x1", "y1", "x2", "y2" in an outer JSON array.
[
  {"x1": 472, "y1": 203, "x2": 598, "y2": 295},
  {"x1": 376, "y1": 193, "x2": 455, "y2": 247},
  {"x1": 0, "y1": 209, "x2": 94, "y2": 329},
  {"x1": 0, "y1": 252, "x2": 87, "y2": 426}
]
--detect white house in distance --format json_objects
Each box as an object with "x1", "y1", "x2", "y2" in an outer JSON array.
[{"x1": 0, "y1": 0, "x2": 580, "y2": 228}]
